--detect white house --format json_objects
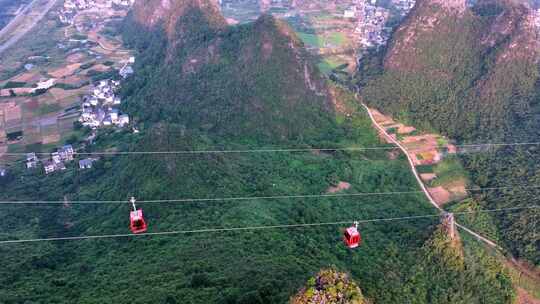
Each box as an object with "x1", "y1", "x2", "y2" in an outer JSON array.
[
  {"x1": 32, "y1": 79, "x2": 56, "y2": 93},
  {"x1": 118, "y1": 114, "x2": 130, "y2": 127},
  {"x1": 44, "y1": 161, "x2": 56, "y2": 174},
  {"x1": 51, "y1": 152, "x2": 62, "y2": 164},
  {"x1": 110, "y1": 108, "x2": 119, "y2": 121},
  {"x1": 344, "y1": 9, "x2": 356, "y2": 18},
  {"x1": 119, "y1": 65, "x2": 134, "y2": 78},
  {"x1": 90, "y1": 97, "x2": 99, "y2": 106},
  {"x1": 79, "y1": 158, "x2": 95, "y2": 169},
  {"x1": 60, "y1": 145, "x2": 75, "y2": 161},
  {"x1": 26, "y1": 153, "x2": 39, "y2": 169}
]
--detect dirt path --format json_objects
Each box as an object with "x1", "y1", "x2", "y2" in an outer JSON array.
[
  {"x1": 360, "y1": 101, "x2": 501, "y2": 249},
  {"x1": 360, "y1": 101, "x2": 540, "y2": 300},
  {"x1": 516, "y1": 288, "x2": 540, "y2": 304}
]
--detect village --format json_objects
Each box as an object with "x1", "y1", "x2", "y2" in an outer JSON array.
[
  {"x1": 0, "y1": 0, "x2": 422, "y2": 178},
  {"x1": 0, "y1": 0, "x2": 418, "y2": 176},
  {"x1": 220, "y1": 0, "x2": 416, "y2": 74},
  {"x1": 25, "y1": 143, "x2": 97, "y2": 174},
  {"x1": 79, "y1": 79, "x2": 130, "y2": 129},
  {"x1": 0, "y1": 0, "x2": 136, "y2": 175}
]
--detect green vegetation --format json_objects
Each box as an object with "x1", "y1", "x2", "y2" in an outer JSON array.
[
  {"x1": 54, "y1": 81, "x2": 89, "y2": 90},
  {"x1": 297, "y1": 32, "x2": 347, "y2": 49},
  {"x1": 358, "y1": 0, "x2": 540, "y2": 265},
  {"x1": 80, "y1": 61, "x2": 96, "y2": 70},
  {"x1": 122, "y1": 12, "x2": 335, "y2": 143},
  {"x1": 0, "y1": 17, "x2": 64, "y2": 79},
  {"x1": 3, "y1": 81, "x2": 27, "y2": 89},
  {"x1": 291, "y1": 268, "x2": 366, "y2": 304},
  {"x1": 87, "y1": 69, "x2": 119, "y2": 82},
  {"x1": 71, "y1": 33, "x2": 88, "y2": 40},
  {"x1": 35, "y1": 103, "x2": 63, "y2": 115},
  {"x1": 429, "y1": 157, "x2": 469, "y2": 187},
  {"x1": 318, "y1": 60, "x2": 337, "y2": 74},
  {"x1": 461, "y1": 150, "x2": 540, "y2": 264},
  {"x1": 317, "y1": 57, "x2": 345, "y2": 75},
  {"x1": 297, "y1": 32, "x2": 323, "y2": 47},
  {"x1": 450, "y1": 199, "x2": 500, "y2": 243},
  {"x1": 327, "y1": 32, "x2": 347, "y2": 46},
  {"x1": 0, "y1": 1, "x2": 521, "y2": 303}
]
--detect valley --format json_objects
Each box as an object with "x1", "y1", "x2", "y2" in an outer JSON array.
[{"x1": 0, "y1": 0, "x2": 538, "y2": 303}]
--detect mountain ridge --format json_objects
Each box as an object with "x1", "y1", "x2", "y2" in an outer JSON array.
[
  {"x1": 122, "y1": 0, "x2": 337, "y2": 143},
  {"x1": 360, "y1": 0, "x2": 540, "y2": 264}
]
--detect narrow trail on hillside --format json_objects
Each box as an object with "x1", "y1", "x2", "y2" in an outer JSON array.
[
  {"x1": 360, "y1": 100, "x2": 498, "y2": 247},
  {"x1": 359, "y1": 99, "x2": 540, "y2": 298}
]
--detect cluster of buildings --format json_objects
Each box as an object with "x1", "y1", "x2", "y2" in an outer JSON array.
[
  {"x1": 59, "y1": 0, "x2": 134, "y2": 24},
  {"x1": 25, "y1": 145, "x2": 98, "y2": 174},
  {"x1": 392, "y1": 0, "x2": 416, "y2": 16},
  {"x1": 79, "y1": 79, "x2": 130, "y2": 129},
  {"x1": 346, "y1": 1, "x2": 384, "y2": 49},
  {"x1": 59, "y1": 0, "x2": 89, "y2": 24},
  {"x1": 345, "y1": 0, "x2": 415, "y2": 49}
]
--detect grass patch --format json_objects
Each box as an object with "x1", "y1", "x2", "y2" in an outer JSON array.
[
  {"x1": 416, "y1": 164, "x2": 435, "y2": 174},
  {"x1": 35, "y1": 103, "x2": 63, "y2": 116},
  {"x1": 298, "y1": 32, "x2": 348, "y2": 49},
  {"x1": 430, "y1": 157, "x2": 469, "y2": 187},
  {"x1": 3, "y1": 81, "x2": 27, "y2": 89},
  {"x1": 7, "y1": 143, "x2": 24, "y2": 153},
  {"x1": 437, "y1": 137, "x2": 449, "y2": 147},
  {"x1": 327, "y1": 32, "x2": 347, "y2": 46},
  {"x1": 317, "y1": 58, "x2": 342, "y2": 75},
  {"x1": 298, "y1": 32, "x2": 323, "y2": 48},
  {"x1": 386, "y1": 127, "x2": 398, "y2": 134}
]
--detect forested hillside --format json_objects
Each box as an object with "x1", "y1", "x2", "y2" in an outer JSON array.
[
  {"x1": 121, "y1": 0, "x2": 335, "y2": 143},
  {"x1": 0, "y1": 0, "x2": 519, "y2": 302},
  {"x1": 359, "y1": 0, "x2": 540, "y2": 264}
]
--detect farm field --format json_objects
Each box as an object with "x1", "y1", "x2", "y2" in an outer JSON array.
[
  {"x1": 220, "y1": 4, "x2": 359, "y2": 76},
  {"x1": 0, "y1": 1, "x2": 133, "y2": 164}
]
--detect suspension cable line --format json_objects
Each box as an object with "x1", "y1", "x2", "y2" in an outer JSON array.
[
  {"x1": 3, "y1": 141, "x2": 540, "y2": 156},
  {"x1": 0, "y1": 184, "x2": 539, "y2": 205},
  {"x1": 0, "y1": 206, "x2": 537, "y2": 244}
]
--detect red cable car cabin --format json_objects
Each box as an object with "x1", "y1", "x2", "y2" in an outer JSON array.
[
  {"x1": 343, "y1": 225, "x2": 361, "y2": 248},
  {"x1": 130, "y1": 209, "x2": 147, "y2": 234}
]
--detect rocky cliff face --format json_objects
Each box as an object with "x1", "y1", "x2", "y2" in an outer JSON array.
[{"x1": 131, "y1": 0, "x2": 226, "y2": 37}]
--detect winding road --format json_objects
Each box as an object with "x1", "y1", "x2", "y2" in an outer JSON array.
[
  {"x1": 0, "y1": 0, "x2": 59, "y2": 56},
  {"x1": 360, "y1": 101, "x2": 501, "y2": 249}
]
